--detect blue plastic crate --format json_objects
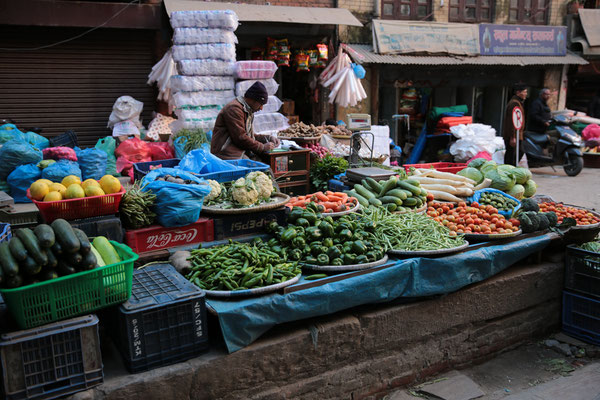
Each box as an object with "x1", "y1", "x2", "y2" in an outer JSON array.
[
  {"x1": 133, "y1": 159, "x2": 181, "y2": 182},
  {"x1": 328, "y1": 179, "x2": 350, "y2": 192},
  {"x1": 196, "y1": 159, "x2": 270, "y2": 182},
  {"x1": 0, "y1": 223, "x2": 11, "y2": 243},
  {"x1": 562, "y1": 291, "x2": 600, "y2": 346}
]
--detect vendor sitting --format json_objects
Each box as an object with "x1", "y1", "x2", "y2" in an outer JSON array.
[{"x1": 211, "y1": 82, "x2": 280, "y2": 160}]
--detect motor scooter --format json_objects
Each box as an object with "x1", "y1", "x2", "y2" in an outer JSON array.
[{"x1": 523, "y1": 114, "x2": 584, "y2": 176}]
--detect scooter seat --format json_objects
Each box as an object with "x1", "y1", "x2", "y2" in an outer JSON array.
[{"x1": 525, "y1": 131, "x2": 548, "y2": 145}]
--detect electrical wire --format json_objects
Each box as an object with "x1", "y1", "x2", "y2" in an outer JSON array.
[{"x1": 0, "y1": 0, "x2": 141, "y2": 52}]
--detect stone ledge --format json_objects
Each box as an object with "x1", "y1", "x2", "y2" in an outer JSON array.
[{"x1": 69, "y1": 260, "x2": 563, "y2": 400}]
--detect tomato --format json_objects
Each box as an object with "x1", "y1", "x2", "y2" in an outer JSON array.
[
  {"x1": 442, "y1": 206, "x2": 450, "y2": 213},
  {"x1": 458, "y1": 202, "x2": 467, "y2": 208},
  {"x1": 471, "y1": 202, "x2": 480, "y2": 208}
]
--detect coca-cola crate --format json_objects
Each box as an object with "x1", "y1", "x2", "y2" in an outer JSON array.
[
  {"x1": 125, "y1": 218, "x2": 214, "y2": 254},
  {"x1": 212, "y1": 208, "x2": 287, "y2": 240}
]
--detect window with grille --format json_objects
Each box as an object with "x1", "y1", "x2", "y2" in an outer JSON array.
[
  {"x1": 448, "y1": 0, "x2": 493, "y2": 23},
  {"x1": 381, "y1": 0, "x2": 432, "y2": 20},
  {"x1": 508, "y1": 0, "x2": 549, "y2": 24}
]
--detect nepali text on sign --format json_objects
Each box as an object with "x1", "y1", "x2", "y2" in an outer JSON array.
[{"x1": 479, "y1": 24, "x2": 566, "y2": 56}]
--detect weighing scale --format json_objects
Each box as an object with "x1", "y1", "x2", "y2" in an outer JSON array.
[
  {"x1": 345, "y1": 167, "x2": 396, "y2": 184},
  {"x1": 346, "y1": 113, "x2": 375, "y2": 167}
]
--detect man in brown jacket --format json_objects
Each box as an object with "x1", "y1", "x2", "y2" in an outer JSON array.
[
  {"x1": 211, "y1": 81, "x2": 280, "y2": 160},
  {"x1": 502, "y1": 84, "x2": 527, "y2": 166}
]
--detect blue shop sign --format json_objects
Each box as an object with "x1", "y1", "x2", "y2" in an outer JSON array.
[{"x1": 479, "y1": 24, "x2": 566, "y2": 56}]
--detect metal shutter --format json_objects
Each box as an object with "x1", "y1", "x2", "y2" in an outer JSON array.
[{"x1": 0, "y1": 26, "x2": 157, "y2": 148}]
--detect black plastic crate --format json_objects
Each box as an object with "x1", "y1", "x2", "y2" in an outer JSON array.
[
  {"x1": 212, "y1": 208, "x2": 287, "y2": 240},
  {"x1": 133, "y1": 159, "x2": 180, "y2": 182},
  {"x1": 49, "y1": 130, "x2": 78, "y2": 148},
  {"x1": 562, "y1": 291, "x2": 600, "y2": 346},
  {"x1": 107, "y1": 263, "x2": 207, "y2": 373},
  {"x1": 0, "y1": 315, "x2": 103, "y2": 400},
  {"x1": 69, "y1": 214, "x2": 124, "y2": 242},
  {"x1": 565, "y1": 245, "x2": 600, "y2": 299}
]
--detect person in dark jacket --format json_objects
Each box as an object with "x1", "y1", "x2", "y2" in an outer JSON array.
[
  {"x1": 211, "y1": 82, "x2": 279, "y2": 160},
  {"x1": 528, "y1": 88, "x2": 552, "y2": 134},
  {"x1": 588, "y1": 90, "x2": 600, "y2": 119},
  {"x1": 503, "y1": 84, "x2": 527, "y2": 166}
]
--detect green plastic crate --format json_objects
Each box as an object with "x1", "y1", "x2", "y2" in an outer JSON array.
[{"x1": 0, "y1": 241, "x2": 138, "y2": 329}]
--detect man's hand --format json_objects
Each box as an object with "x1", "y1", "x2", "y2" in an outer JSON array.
[
  {"x1": 545, "y1": 121, "x2": 550, "y2": 127},
  {"x1": 269, "y1": 135, "x2": 281, "y2": 147},
  {"x1": 264, "y1": 142, "x2": 276, "y2": 152}
]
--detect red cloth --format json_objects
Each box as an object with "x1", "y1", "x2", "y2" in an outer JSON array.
[
  {"x1": 582, "y1": 124, "x2": 600, "y2": 141},
  {"x1": 436, "y1": 116, "x2": 473, "y2": 128},
  {"x1": 467, "y1": 152, "x2": 492, "y2": 164}
]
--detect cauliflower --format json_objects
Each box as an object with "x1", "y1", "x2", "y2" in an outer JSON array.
[
  {"x1": 205, "y1": 179, "x2": 222, "y2": 201},
  {"x1": 231, "y1": 177, "x2": 259, "y2": 206},
  {"x1": 246, "y1": 171, "x2": 274, "y2": 200}
]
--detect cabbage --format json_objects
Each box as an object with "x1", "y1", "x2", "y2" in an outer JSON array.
[
  {"x1": 497, "y1": 164, "x2": 515, "y2": 173},
  {"x1": 480, "y1": 160, "x2": 497, "y2": 174},
  {"x1": 468, "y1": 158, "x2": 487, "y2": 169},
  {"x1": 523, "y1": 179, "x2": 537, "y2": 197},
  {"x1": 488, "y1": 170, "x2": 516, "y2": 191},
  {"x1": 457, "y1": 167, "x2": 483, "y2": 184},
  {"x1": 511, "y1": 167, "x2": 532, "y2": 184},
  {"x1": 508, "y1": 184, "x2": 525, "y2": 200}
]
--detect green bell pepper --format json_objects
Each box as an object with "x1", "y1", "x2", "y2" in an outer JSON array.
[
  {"x1": 289, "y1": 249, "x2": 303, "y2": 261},
  {"x1": 331, "y1": 258, "x2": 344, "y2": 266},
  {"x1": 311, "y1": 245, "x2": 327, "y2": 257},
  {"x1": 323, "y1": 216, "x2": 334, "y2": 225},
  {"x1": 281, "y1": 227, "x2": 297, "y2": 242},
  {"x1": 343, "y1": 253, "x2": 356, "y2": 264},
  {"x1": 327, "y1": 245, "x2": 342, "y2": 260},
  {"x1": 306, "y1": 227, "x2": 322, "y2": 241},
  {"x1": 318, "y1": 221, "x2": 334, "y2": 237},
  {"x1": 302, "y1": 211, "x2": 318, "y2": 225},
  {"x1": 292, "y1": 236, "x2": 306, "y2": 249},
  {"x1": 305, "y1": 255, "x2": 318, "y2": 264},
  {"x1": 337, "y1": 229, "x2": 353, "y2": 241},
  {"x1": 267, "y1": 238, "x2": 278, "y2": 247},
  {"x1": 351, "y1": 240, "x2": 367, "y2": 255},
  {"x1": 342, "y1": 242, "x2": 353, "y2": 254},
  {"x1": 365, "y1": 251, "x2": 377, "y2": 262},
  {"x1": 296, "y1": 218, "x2": 310, "y2": 228},
  {"x1": 335, "y1": 222, "x2": 352, "y2": 233},
  {"x1": 288, "y1": 208, "x2": 304, "y2": 224},
  {"x1": 317, "y1": 254, "x2": 330, "y2": 265},
  {"x1": 322, "y1": 238, "x2": 334, "y2": 248},
  {"x1": 267, "y1": 221, "x2": 280, "y2": 234},
  {"x1": 355, "y1": 254, "x2": 369, "y2": 264}
]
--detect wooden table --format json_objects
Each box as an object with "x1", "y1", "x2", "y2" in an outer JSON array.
[{"x1": 261, "y1": 149, "x2": 310, "y2": 196}]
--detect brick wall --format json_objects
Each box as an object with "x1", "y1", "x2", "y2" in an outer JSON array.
[
  {"x1": 338, "y1": 0, "x2": 374, "y2": 14},
  {"x1": 216, "y1": 0, "x2": 335, "y2": 7}
]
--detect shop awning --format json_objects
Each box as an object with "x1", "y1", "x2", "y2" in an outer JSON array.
[
  {"x1": 164, "y1": 0, "x2": 363, "y2": 27},
  {"x1": 344, "y1": 44, "x2": 588, "y2": 66},
  {"x1": 570, "y1": 9, "x2": 600, "y2": 57}
]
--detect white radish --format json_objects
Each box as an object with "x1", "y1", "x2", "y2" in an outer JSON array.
[
  {"x1": 454, "y1": 187, "x2": 474, "y2": 197},
  {"x1": 426, "y1": 170, "x2": 476, "y2": 184},
  {"x1": 427, "y1": 190, "x2": 463, "y2": 203},
  {"x1": 474, "y1": 178, "x2": 492, "y2": 191},
  {"x1": 411, "y1": 176, "x2": 470, "y2": 187},
  {"x1": 420, "y1": 184, "x2": 459, "y2": 195}
]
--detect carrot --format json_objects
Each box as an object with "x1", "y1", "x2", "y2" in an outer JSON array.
[
  {"x1": 289, "y1": 200, "x2": 307, "y2": 208},
  {"x1": 297, "y1": 196, "x2": 306, "y2": 201},
  {"x1": 334, "y1": 203, "x2": 347, "y2": 212},
  {"x1": 347, "y1": 197, "x2": 358, "y2": 205},
  {"x1": 327, "y1": 195, "x2": 345, "y2": 202},
  {"x1": 325, "y1": 191, "x2": 334, "y2": 196},
  {"x1": 321, "y1": 201, "x2": 338, "y2": 210},
  {"x1": 314, "y1": 192, "x2": 329, "y2": 202}
]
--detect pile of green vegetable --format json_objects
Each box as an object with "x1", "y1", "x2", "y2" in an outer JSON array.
[
  {"x1": 361, "y1": 206, "x2": 465, "y2": 251},
  {"x1": 346, "y1": 176, "x2": 428, "y2": 212},
  {"x1": 477, "y1": 191, "x2": 519, "y2": 213},
  {"x1": 517, "y1": 199, "x2": 558, "y2": 233},
  {"x1": 172, "y1": 128, "x2": 209, "y2": 153},
  {"x1": 579, "y1": 237, "x2": 600, "y2": 253},
  {"x1": 310, "y1": 154, "x2": 348, "y2": 192},
  {"x1": 459, "y1": 159, "x2": 537, "y2": 199},
  {"x1": 120, "y1": 181, "x2": 157, "y2": 229},
  {"x1": 186, "y1": 238, "x2": 301, "y2": 291},
  {"x1": 268, "y1": 202, "x2": 385, "y2": 266},
  {"x1": 204, "y1": 171, "x2": 276, "y2": 208}
]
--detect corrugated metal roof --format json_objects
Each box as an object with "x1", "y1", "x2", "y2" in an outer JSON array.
[{"x1": 344, "y1": 44, "x2": 588, "y2": 66}]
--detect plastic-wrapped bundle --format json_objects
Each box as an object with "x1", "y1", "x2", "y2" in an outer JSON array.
[
  {"x1": 170, "y1": 118, "x2": 218, "y2": 133},
  {"x1": 178, "y1": 59, "x2": 235, "y2": 76},
  {"x1": 235, "y1": 79, "x2": 279, "y2": 97},
  {"x1": 234, "y1": 61, "x2": 278, "y2": 80},
  {"x1": 173, "y1": 28, "x2": 238, "y2": 45},
  {"x1": 173, "y1": 90, "x2": 235, "y2": 108},
  {"x1": 253, "y1": 113, "x2": 290, "y2": 134},
  {"x1": 174, "y1": 106, "x2": 223, "y2": 121},
  {"x1": 256, "y1": 96, "x2": 283, "y2": 114},
  {"x1": 170, "y1": 10, "x2": 239, "y2": 31},
  {"x1": 170, "y1": 75, "x2": 235, "y2": 92},
  {"x1": 172, "y1": 44, "x2": 236, "y2": 62}
]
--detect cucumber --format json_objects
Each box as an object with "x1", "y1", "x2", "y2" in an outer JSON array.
[
  {"x1": 51, "y1": 219, "x2": 80, "y2": 254},
  {"x1": 368, "y1": 197, "x2": 382, "y2": 207},
  {"x1": 346, "y1": 190, "x2": 369, "y2": 208},
  {"x1": 5, "y1": 274, "x2": 23, "y2": 288},
  {"x1": 396, "y1": 181, "x2": 422, "y2": 196},
  {"x1": 8, "y1": 237, "x2": 28, "y2": 261},
  {"x1": 90, "y1": 246, "x2": 105, "y2": 267},
  {"x1": 385, "y1": 203, "x2": 397, "y2": 212},
  {"x1": 79, "y1": 251, "x2": 97, "y2": 271},
  {"x1": 415, "y1": 197, "x2": 423, "y2": 207},
  {"x1": 403, "y1": 197, "x2": 418, "y2": 207},
  {"x1": 51, "y1": 241, "x2": 63, "y2": 256},
  {"x1": 92, "y1": 237, "x2": 121, "y2": 266},
  {"x1": 0, "y1": 242, "x2": 19, "y2": 277},
  {"x1": 34, "y1": 224, "x2": 55, "y2": 248},
  {"x1": 16, "y1": 228, "x2": 48, "y2": 266},
  {"x1": 73, "y1": 229, "x2": 91, "y2": 254},
  {"x1": 65, "y1": 252, "x2": 83, "y2": 267},
  {"x1": 20, "y1": 256, "x2": 42, "y2": 276},
  {"x1": 365, "y1": 177, "x2": 382, "y2": 193},
  {"x1": 379, "y1": 176, "x2": 397, "y2": 197},
  {"x1": 404, "y1": 179, "x2": 421, "y2": 187},
  {"x1": 57, "y1": 259, "x2": 77, "y2": 277},
  {"x1": 420, "y1": 188, "x2": 428, "y2": 196},
  {"x1": 387, "y1": 189, "x2": 408, "y2": 200},
  {"x1": 46, "y1": 249, "x2": 58, "y2": 268},
  {"x1": 39, "y1": 269, "x2": 58, "y2": 282},
  {"x1": 353, "y1": 184, "x2": 376, "y2": 200},
  {"x1": 379, "y1": 196, "x2": 403, "y2": 206}
]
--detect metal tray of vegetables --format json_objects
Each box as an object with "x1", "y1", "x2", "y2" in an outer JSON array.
[
  {"x1": 301, "y1": 255, "x2": 389, "y2": 272},
  {"x1": 387, "y1": 241, "x2": 470, "y2": 257},
  {"x1": 202, "y1": 192, "x2": 290, "y2": 214},
  {"x1": 204, "y1": 274, "x2": 301, "y2": 298},
  {"x1": 463, "y1": 229, "x2": 522, "y2": 241}
]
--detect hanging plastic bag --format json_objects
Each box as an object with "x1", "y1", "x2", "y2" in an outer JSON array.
[
  {"x1": 23, "y1": 131, "x2": 50, "y2": 150},
  {"x1": 43, "y1": 146, "x2": 78, "y2": 162},
  {"x1": 147, "y1": 142, "x2": 175, "y2": 161},
  {"x1": 95, "y1": 136, "x2": 118, "y2": 176},
  {"x1": 173, "y1": 136, "x2": 188, "y2": 159},
  {"x1": 76, "y1": 148, "x2": 107, "y2": 180},
  {"x1": 141, "y1": 167, "x2": 211, "y2": 227},
  {"x1": 0, "y1": 124, "x2": 25, "y2": 144},
  {"x1": 0, "y1": 140, "x2": 43, "y2": 180},
  {"x1": 42, "y1": 160, "x2": 82, "y2": 183},
  {"x1": 177, "y1": 144, "x2": 238, "y2": 173},
  {"x1": 7, "y1": 164, "x2": 41, "y2": 203}
]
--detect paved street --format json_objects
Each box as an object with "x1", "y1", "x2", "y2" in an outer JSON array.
[{"x1": 531, "y1": 166, "x2": 600, "y2": 211}]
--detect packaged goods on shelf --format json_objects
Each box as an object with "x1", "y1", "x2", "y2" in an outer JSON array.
[
  {"x1": 172, "y1": 43, "x2": 236, "y2": 62},
  {"x1": 173, "y1": 28, "x2": 238, "y2": 45},
  {"x1": 177, "y1": 60, "x2": 235, "y2": 76},
  {"x1": 174, "y1": 106, "x2": 223, "y2": 121},
  {"x1": 172, "y1": 90, "x2": 235, "y2": 107},
  {"x1": 235, "y1": 79, "x2": 279, "y2": 96},
  {"x1": 169, "y1": 75, "x2": 235, "y2": 92},
  {"x1": 234, "y1": 60, "x2": 278, "y2": 79},
  {"x1": 253, "y1": 112, "x2": 290, "y2": 134},
  {"x1": 170, "y1": 118, "x2": 218, "y2": 133},
  {"x1": 256, "y1": 96, "x2": 283, "y2": 114},
  {"x1": 170, "y1": 10, "x2": 239, "y2": 30}
]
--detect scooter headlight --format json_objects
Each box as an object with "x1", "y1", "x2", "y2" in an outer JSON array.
[{"x1": 571, "y1": 135, "x2": 583, "y2": 146}]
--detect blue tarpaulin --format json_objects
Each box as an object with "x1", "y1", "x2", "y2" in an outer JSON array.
[{"x1": 201, "y1": 233, "x2": 552, "y2": 353}]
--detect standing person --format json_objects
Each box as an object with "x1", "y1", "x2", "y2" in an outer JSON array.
[
  {"x1": 588, "y1": 90, "x2": 600, "y2": 119},
  {"x1": 528, "y1": 88, "x2": 552, "y2": 134},
  {"x1": 503, "y1": 84, "x2": 527, "y2": 166},
  {"x1": 211, "y1": 82, "x2": 280, "y2": 160}
]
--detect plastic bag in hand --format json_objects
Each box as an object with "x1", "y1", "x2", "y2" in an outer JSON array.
[
  {"x1": 0, "y1": 140, "x2": 43, "y2": 180},
  {"x1": 76, "y1": 148, "x2": 107, "y2": 180},
  {"x1": 42, "y1": 160, "x2": 82, "y2": 182},
  {"x1": 7, "y1": 164, "x2": 41, "y2": 203},
  {"x1": 141, "y1": 167, "x2": 211, "y2": 227},
  {"x1": 177, "y1": 144, "x2": 238, "y2": 174}
]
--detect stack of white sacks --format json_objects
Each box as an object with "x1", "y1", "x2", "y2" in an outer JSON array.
[
  {"x1": 233, "y1": 61, "x2": 289, "y2": 137},
  {"x1": 169, "y1": 10, "x2": 239, "y2": 133}
]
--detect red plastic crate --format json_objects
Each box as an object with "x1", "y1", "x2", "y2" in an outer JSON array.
[
  {"x1": 27, "y1": 186, "x2": 125, "y2": 223},
  {"x1": 125, "y1": 218, "x2": 214, "y2": 254},
  {"x1": 403, "y1": 162, "x2": 467, "y2": 174}
]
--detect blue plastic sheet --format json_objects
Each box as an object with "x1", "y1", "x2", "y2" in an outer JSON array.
[
  {"x1": 203, "y1": 233, "x2": 552, "y2": 353},
  {"x1": 177, "y1": 144, "x2": 239, "y2": 174},
  {"x1": 42, "y1": 160, "x2": 82, "y2": 182},
  {"x1": 7, "y1": 164, "x2": 41, "y2": 203},
  {"x1": 76, "y1": 148, "x2": 107, "y2": 180},
  {"x1": 0, "y1": 140, "x2": 43, "y2": 180},
  {"x1": 141, "y1": 167, "x2": 211, "y2": 227}
]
